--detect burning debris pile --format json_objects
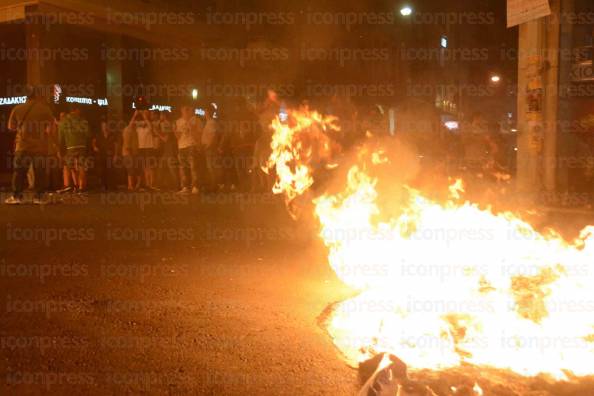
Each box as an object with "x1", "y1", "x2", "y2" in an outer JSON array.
[
  {"x1": 356, "y1": 353, "x2": 488, "y2": 396},
  {"x1": 265, "y1": 107, "x2": 594, "y2": 394}
]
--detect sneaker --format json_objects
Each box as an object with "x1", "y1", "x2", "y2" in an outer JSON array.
[
  {"x1": 56, "y1": 186, "x2": 73, "y2": 194},
  {"x1": 191, "y1": 187, "x2": 200, "y2": 195},
  {"x1": 5, "y1": 196, "x2": 23, "y2": 205},
  {"x1": 177, "y1": 187, "x2": 191, "y2": 194}
]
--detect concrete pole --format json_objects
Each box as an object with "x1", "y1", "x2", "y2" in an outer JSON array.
[
  {"x1": 516, "y1": 19, "x2": 544, "y2": 199},
  {"x1": 557, "y1": 0, "x2": 575, "y2": 193},
  {"x1": 542, "y1": 0, "x2": 561, "y2": 192},
  {"x1": 516, "y1": 0, "x2": 561, "y2": 199}
]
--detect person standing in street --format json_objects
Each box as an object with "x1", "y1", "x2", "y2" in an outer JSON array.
[
  {"x1": 5, "y1": 87, "x2": 55, "y2": 205},
  {"x1": 122, "y1": 117, "x2": 140, "y2": 191},
  {"x1": 250, "y1": 90, "x2": 280, "y2": 192},
  {"x1": 226, "y1": 98, "x2": 259, "y2": 192},
  {"x1": 157, "y1": 111, "x2": 179, "y2": 190},
  {"x1": 130, "y1": 110, "x2": 157, "y2": 191},
  {"x1": 175, "y1": 106, "x2": 202, "y2": 194},
  {"x1": 201, "y1": 106, "x2": 221, "y2": 190},
  {"x1": 54, "y1": 111, "x2": 76, "y2": 194},
  {"x1": 59, "y1": 105, "x2": 91, "y2": 193},
  {"x1": 93, "y1": 119, "x2": 119, "y2": 191}
]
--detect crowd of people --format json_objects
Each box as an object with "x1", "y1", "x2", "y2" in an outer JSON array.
[
  {"x1": 3, "y1": 86, "x2": 511, "y2": 205},
  {"x1": 3, "y1": 88, "x2": 286, "y2": 204}
]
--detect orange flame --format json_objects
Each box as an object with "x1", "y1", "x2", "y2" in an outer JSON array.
[
  {"x1": 265, "y1": 107, "x2": 339, "y2": 204},
  {"x1": 268, "y1": 108, "x2": 594, "y2": 380}
]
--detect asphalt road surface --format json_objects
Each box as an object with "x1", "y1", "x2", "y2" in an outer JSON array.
[
  {"x1": 0, "y1": 191, "x2": 358, "y2": 395},
  {"x1": 2, "y1": 190, "x2": 594, "y2": 396}
]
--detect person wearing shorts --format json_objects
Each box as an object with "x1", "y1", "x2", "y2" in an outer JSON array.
[
  {"x1": 138, "y1": 146, "x2": 157, "y2": 176},
  {"x1": 59, "y1": 106, "x2": 90, "y2": 193},
  {"x1": 65, "y1": 147, "x2": 89, "y2": 173},
  {"x1": 175, "y1": 106, "x2": 202, "y2": 194},
  {"x1": 122, "y1": 119, "x2": 140, "y2": 191}
]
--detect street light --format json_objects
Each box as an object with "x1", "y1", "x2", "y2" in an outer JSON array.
[
  {"x1": 192, "y1": 88, "x2": 198, "y2": 100},
  {"x1": 400, "y1": 6, "x2": 413, "y2": 16},
  {"x1": 490, "y1": 75, "x2": 501, "y2": 83}
]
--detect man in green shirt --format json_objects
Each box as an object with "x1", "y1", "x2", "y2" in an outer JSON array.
[
  {"x1": 59, "y1": 106, "x2": 91, "y2": 193},
  {"x1": 5, "y1": 87, "x2": 55, "y2": 205}
]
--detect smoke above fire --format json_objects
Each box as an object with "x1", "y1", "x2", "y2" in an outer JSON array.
[{"x1": 264, "y1": 106, "x2": 594, "y2": 381}]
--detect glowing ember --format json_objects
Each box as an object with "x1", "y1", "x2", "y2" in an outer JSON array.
[{"x1": 268, "y1": 108, "x2": 594, "y2": 380}]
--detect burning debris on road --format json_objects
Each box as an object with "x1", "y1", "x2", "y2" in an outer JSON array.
[
  {"x1": 357, "y1": 353, "x2": 486, "y2": 396},
  {"x1": 265, "y1": 106, "x2": 594, "y2": 394}
]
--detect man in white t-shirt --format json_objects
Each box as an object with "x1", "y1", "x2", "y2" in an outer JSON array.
[
  {"x1": 129, "y1": 110, "x2": 156, "y2": 190},
  {"x1": 175, "y1": 106, "x2": 202, "y2": 194}
]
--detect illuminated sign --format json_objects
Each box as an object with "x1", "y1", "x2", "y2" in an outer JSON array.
[
  {"x1": 149, "y1": 104, "x2": 172, "y2": 112},
  {"x1": 132, "y1": 103, "x2": 172, "y2": 112},
  {"x1": 66, "y1": 96, "x2": 109, "y2": 107},
  {"x1": 0, "y1": 96, "x2": 27, "y2": 106},
  {"x1": 195, "y1": 103, "x2": 219, "y2": 118},
  {"x1": 66, "y1": 96, "x2": 92, "y2": 105}
]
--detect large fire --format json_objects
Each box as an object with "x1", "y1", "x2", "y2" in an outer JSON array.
[{"x1": 266, "y1": 107, "x2": 594, "y2": 382}]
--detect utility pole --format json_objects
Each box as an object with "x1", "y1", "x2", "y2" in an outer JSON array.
[{"x1": 516, "y1": 0, "x2": 561, "y2": 200}]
